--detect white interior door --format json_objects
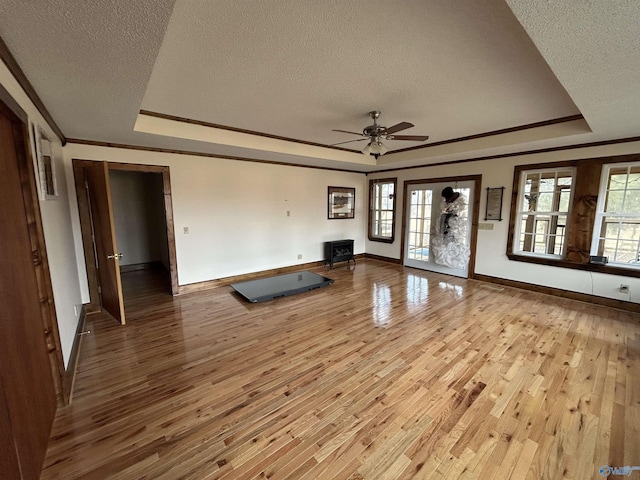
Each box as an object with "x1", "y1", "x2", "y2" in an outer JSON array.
[{"x1": 404, "y1": 181, "x2": 474, "y2": 278}]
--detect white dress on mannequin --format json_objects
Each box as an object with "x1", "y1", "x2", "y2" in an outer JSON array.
[{"x1": 431, "y1": 194, "x2": 470, "y2": 269}]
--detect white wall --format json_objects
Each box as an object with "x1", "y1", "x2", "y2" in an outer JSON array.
[
  {"x1": 110, "y1": 170, "x2": 169, "y2": 268},
  {"x1": 366, "y1": 141, "x2": 640, "y2": 304},
  {"x1": 1, "y1": 45, "x2": 367, "y2": 364},
  {"x1": 64, "y1": 144, "x2": 367, "y2": 291},
  {"x1": 4, "y1": 44, "x2": 638, "y2": 375},
  {"x1": 0, "y1": 62, "x2": 84, "y2": 366}
]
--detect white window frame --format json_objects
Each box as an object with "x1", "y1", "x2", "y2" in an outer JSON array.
[
  {"x1": 591, "y1": 162, "x2": 640, "y2": 268},
  {"x1": 513, "y1": 167, "x2": 575, "y2": 259}
]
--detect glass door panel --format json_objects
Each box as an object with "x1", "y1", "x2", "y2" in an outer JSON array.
[
  {"x1": 407, "y1": 189, "x2": 432, "y2": 262},
  {"x1": 404, "y1": 181, "x2": 474, "y2": 278}
]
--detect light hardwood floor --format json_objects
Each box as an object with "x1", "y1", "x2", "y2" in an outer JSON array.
[{"x1": 41, "y1": 260, "x2": 640, "y2": 479}]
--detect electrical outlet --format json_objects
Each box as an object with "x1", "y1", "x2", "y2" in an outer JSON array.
[
  {"x1": 297, "y1": 254, "x2": 302, "y2": 260},
  {"x1": 620, "y1": 284, "x2": 630, "y2": 294},
  {"x1": 183, "y1": 226, "x2": 189, "y2": 234}
]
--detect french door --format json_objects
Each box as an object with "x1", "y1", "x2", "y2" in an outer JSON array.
[{"x1": 404, "y1": 180, "x2": 474, "y2": 278}]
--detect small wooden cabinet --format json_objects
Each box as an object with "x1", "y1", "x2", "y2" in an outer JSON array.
[{"x1": 324, "y1": 239, "x2": 355, "y2": 269}]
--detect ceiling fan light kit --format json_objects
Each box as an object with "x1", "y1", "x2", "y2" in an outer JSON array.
[
  {"x1": 332, "y1": 110, "x2": 429, "y2": 157},
  {"x1": 362, "y1": 138, "x2": 388, "y2": 156}
]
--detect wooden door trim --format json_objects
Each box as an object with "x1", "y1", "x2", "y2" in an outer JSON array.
[
  {"x1": 400, "y1": 175, "x2": 482, "y2": 279},
  {"x1": 0, "y1": 95, "x2": 68, "y2": 406},
  {"x1": 73, "y1": 159, "x2": 179, "y2": 299},
  {"x1": 72, "y1": 159, "x2": 102, "y2": 313},
  {"x1": 107, "y1": 162, "x2": 179, "y2": 295}
]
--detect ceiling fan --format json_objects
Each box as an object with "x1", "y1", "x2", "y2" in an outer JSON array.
[{"x1": 332, "y1": 110, "x2": 429, "y2": 157}]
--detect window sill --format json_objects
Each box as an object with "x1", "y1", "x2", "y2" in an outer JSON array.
[
  {"x1": 506, "y1": 253, "x2": 640, "y2": 279},
  {"x1": 514, "y1": 251, "x2": 564, "y2": 261},
  {"x1": 368, "y1": 236, "x2": 395, "y2": 244}
]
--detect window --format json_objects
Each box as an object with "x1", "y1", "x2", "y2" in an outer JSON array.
[
  {"x1": 514, "y1": 168, "x2": 574, "y2": 257},
  {"x1": 507, "y1": 154, "x2": 640, "y2": 278},
  {"x1": 592, "y1": 163, "x2": 640, "y2": 267},
  {"x1": 369, "y1": 178, "x2": 396, "y2": 243}
]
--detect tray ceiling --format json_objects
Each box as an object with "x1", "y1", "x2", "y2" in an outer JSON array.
[{"x1": 1, "y1": 0, "x2": 639, "y2": 171}]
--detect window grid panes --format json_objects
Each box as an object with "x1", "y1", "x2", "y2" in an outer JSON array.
[
  {"x1": 515, "y1": 169, "x2": 574, "y2": 257},
  {"x1": 593, "y1": 164, "x2": 640, "y2": 266},
  {"x1": 369, "y1": 179, "x2": 396, "y2": 242},
  {"x1": 407, "y1": 189, "x2": 432, "y2": 261}
]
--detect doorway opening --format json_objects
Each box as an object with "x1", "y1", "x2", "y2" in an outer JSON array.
[
  {"x1": 401, "y1": 175, "x2": 481, "y2": 278},
  {"x1": 110, "y1": 168, "x2": 172, "y2": 302},
  {"x1": 73, "y1": 160, "x2": 178, "y2": 324}
]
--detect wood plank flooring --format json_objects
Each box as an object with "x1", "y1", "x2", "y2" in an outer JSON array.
[{"x1": 41, "y1": 260, "x2": 640, "y2": 479}]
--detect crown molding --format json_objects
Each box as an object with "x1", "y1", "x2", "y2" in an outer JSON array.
[
  {"x1": 368, "y1": 135, "x2": 640, "y2": 174},
  {"x1": 139, "y1": 110, "x2": 354, "y2": 153},
  {"x1": 65, "y1": 138, "x2": 367, "y2": 174},
  {"x1": 391, "y1": 114, "x2": 585, "y2": 155}
]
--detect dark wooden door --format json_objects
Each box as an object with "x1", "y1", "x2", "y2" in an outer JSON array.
[
  {"x1": 0, "y1": 373, "x2": 22, "y2": 479},
  {"x1": 0, "y1": 105, "x2": 57, "y2": 479},
  {"x1": 85, "y1": 161, "x2": 126, "y2": 324}
]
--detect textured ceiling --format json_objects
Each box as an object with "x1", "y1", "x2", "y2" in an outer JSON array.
[
  {"x1": 0, "y1": 0, "x2": 175, "y2": 138},
  {"x1": 141, "y1": 0, "x2": 578, "y2": 148},
  {"x1": 0, "y1": 1, "x2": 638, "y2": 172},
  {"x1": 505, "y1": 0, "x2": 640, "y2": 139}
]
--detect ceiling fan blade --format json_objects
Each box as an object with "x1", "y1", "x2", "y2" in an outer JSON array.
[
  {"x1": 388, "y1": 134, "x2": 430, "y2": 142},
  {"x1": 384, "y1": 122, "x2": 414, "y2": 135},
  {"x1": 332, "y1": 129, "x2": 365, "y2": 136},
  {"x1": 331, "y1": 138, "x2": 368, "y2": 146}
]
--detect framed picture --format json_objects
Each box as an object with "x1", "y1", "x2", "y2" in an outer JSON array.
[
  {"x1": 328, "y1": 186, "x2": 355, "y2": 219},
  {"x1": 485, "y1": 187, "x2": 504, "y2": 221},
  {"x1": 32, "y1": 124, "x2": 58, "y2": 200}
]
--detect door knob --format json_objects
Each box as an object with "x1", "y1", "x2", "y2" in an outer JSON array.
[{"x1": 107, "y1": 253, "x2": 123, "y2": 260}]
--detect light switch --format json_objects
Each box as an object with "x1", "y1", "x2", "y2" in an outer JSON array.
[{"x1": 183, "y1": 227, "x2": 189, "y2": 234}]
